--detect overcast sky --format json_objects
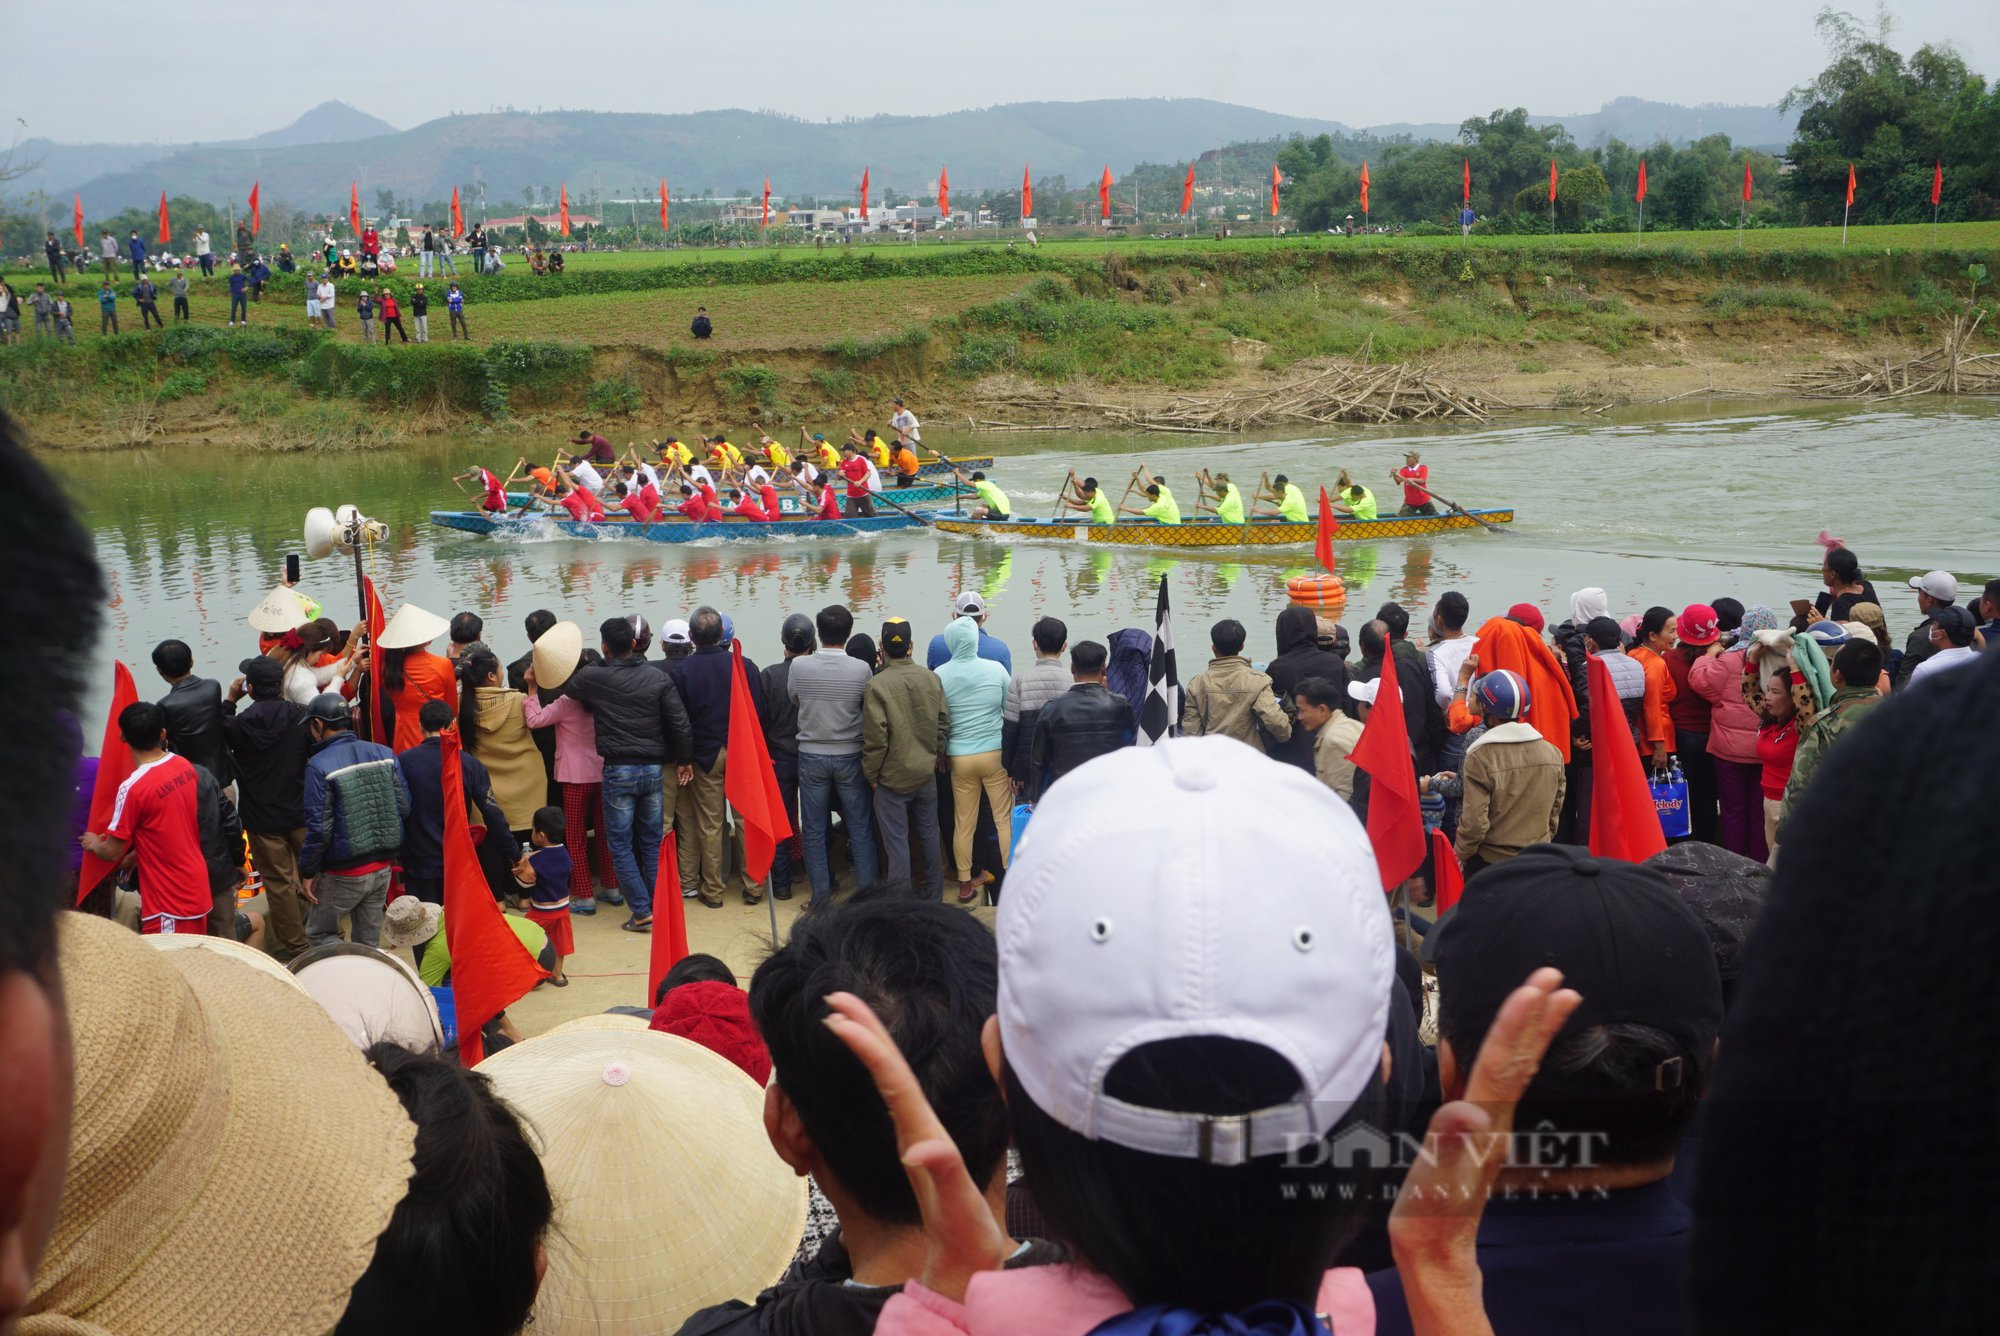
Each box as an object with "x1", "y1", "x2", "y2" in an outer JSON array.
[{"x1": 5, "y1": 0, "x2": 1996, "y2": 143}]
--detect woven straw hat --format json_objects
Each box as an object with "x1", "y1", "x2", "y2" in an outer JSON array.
[
  {"x1": 480, "y1": 1028, "x2": 804, "y2": 1332},
  {"x1": 147, "y1": 932, "x2": 310, "y2": 994},
  {"x1": 531, "y1": 620, "x2": 585, "y2": 690},
  {"x1": 542, "y1": 1011, "x2": 650, "y2": 1038},
  {"x1": 376, "y1": 602, "x2": 450, "y2": 651},
  {"x1": 26, "y1": 914, "x2": 415, "y2": 1335},
  {"x1": 247, "y1": 582, "x2": 313, "y2": 633}
]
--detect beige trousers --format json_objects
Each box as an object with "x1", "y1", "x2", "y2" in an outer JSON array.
[{"x1": 950, "y1": 750, "x2": 1014, "y2": 883}]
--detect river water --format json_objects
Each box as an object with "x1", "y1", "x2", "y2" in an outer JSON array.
[{"x1": 71, "y1": 399, "x2": 1999, "y2": 727}]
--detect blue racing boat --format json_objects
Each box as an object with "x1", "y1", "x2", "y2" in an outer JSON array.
[{"x1": 431, "y1": 509, "x2": 928, "y2": 542}]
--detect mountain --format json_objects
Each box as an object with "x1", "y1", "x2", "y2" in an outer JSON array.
[
  {"x1": 1361, "y1": 98, "x2": 1794, "y2": 150},
  {"x1": 5, "y1": 102, "x2": 398, "y2": 202}
]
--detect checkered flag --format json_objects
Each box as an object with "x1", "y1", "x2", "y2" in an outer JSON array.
[{"x1": 1138, "y1": 575, "x2": 1180, "y2": 746}]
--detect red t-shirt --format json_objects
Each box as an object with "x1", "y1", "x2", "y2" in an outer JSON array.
[
  {"x1": 479, "y1": 468, "x2": 506, "y2": 512},
  {"x1": 559, "y1": 490, "x2": 590, "y2": 521},
  {"x1": 699, "y1": 483, "x2": 718, "y2": 510},
  {"x1": 578, "y1": 487, "x2": 606, "y2": 519},
  {"x1": 734, "y1": 496, "x2": 772, "y2": 522},
  {"x1": 816, "y1": 485, "x2": 842, "y2": 520},
  {"x1": 107, "y1": 754, "x2": 211, "y2": 923},
  {"x1": 1397, "y1": 465, "x2": 1430, "y2": 508},
  {"x1": 679, "y1": 495, "x2": 711, "y2": 522},
  {"x1": 620, "y1": 493, "x2": 657, "y2": 523},
  {"x1": 840, "y1": 455, "x2": 871, "y2": 497},
  {"x1": 638, "y1": 482, "x2": 660, "y2": 515},
  {"x1": 758, "y1": 483, "x2": 780, "y2": 517},
  {"x1": 582, "y1": 434, "x2": 615, "y2": 463}
]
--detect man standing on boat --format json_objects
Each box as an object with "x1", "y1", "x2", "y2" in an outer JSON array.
[
  {"x1": 838, "y1": 443, "x2": 877, "y2": 518},
  {"x1": 572, "y1": 429, "x2": 617, "y2": 466},
  {"x1": 1393, "y1": 451, "x2": 1437, "y2": 516},
  {"x1": 888, "y1": 396, "x2": 921, "y2": 453},
  {"x1": 1254, "y1": 474, "x2": 1310, "y2": 522}
]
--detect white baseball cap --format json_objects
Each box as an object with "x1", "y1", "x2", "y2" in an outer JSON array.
[
  {"x1": 661, "y1": 618, "x2": 692, "y2": 646},
  {"x1": 953, "y1": 591, "x2": 985, "y2": 617},
  {"x1": 1347, "y1": 678, "x2": 1380, "y2": 706},
  {"x1": 1909, "y1": 571, "x2": 1958, "y2": 601},
  {"x1": 996, "y1": 737, "x2": 1394, "y2": 1166}
]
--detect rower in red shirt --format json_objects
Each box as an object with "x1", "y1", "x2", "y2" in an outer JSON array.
[
  {"x1": 557, "y1": 478, "x2": 606, "y2": 522},
  {"x1": 677, "y1": 484, "x2": 712, "y2": 521},
  {"x1": 699, "y1": 480, "x2": 719, "y2": 513},
  {"x1": 729, "y1": 488, "x2": 774, "y2": 522},
  {"x1": 614, "y1": 482, "x2": 660, "y2": 523},
  {"x1": 758, "y1": 481, "x2": 781, "y2": 518},
  {"x1": 837, "y1": 443, "x2": 876, "y2": 518},
  {"x1": 1391, "y1": 449, "x2": 1437, "y2": 517},
  {"x1": 456, "y1": 465, "x2": 508, "y2": 513},
  {"x1": 815, "y1": 479, "x2": 842, "y2": 520}
]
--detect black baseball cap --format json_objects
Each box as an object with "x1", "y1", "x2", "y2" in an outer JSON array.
[
  {"x1": 880, "y1": 618, "x2": 913, "y2": 653},
  {"x1": 1931, "y1": 603, "x2": 1975, "y2": 644},
  {"x1": 1433, "y1": 844, "x2": 1723, "y2": 1061},
  {"x1": 237, "y1": 656, "x2": 284, "y2": 696}
]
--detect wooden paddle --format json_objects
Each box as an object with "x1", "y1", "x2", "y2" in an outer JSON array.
[
  {"x1": 1407, "y1": 480, "x2": 1510, "y2": 535},
  {"x1": 1051, "y1": 469, "x2": 1078, "y2": 520}
]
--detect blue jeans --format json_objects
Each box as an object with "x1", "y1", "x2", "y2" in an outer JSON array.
[
  {"x1": 601, "y1": 764, "x2": 663, "y2": 918},
  {"x1": 798, "y1": 752, "x2": 878, "y2": 905},
  {"x1": 769, "y1": 755, "x2": 801, "y2": 894}
]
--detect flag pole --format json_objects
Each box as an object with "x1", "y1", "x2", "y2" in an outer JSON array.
[
  {"x1": 1637, "y1": 196, "x2": 1643, "y2": 243},
  {"x1": 1841, "y1": 203, "x2": 1849, "y2": 250}
]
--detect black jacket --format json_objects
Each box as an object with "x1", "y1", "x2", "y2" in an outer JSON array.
[
  {"x1": 670, "y1": 644, "x2": 763, "y2": 771},
  {"x1": 221, "y1": 695, "x2": 310, "y2": 833},
  {"x1": 194, "y1": 765, "x2": 246, "y2": 896},
  {"x1": 162, "y1": 675, "x2": 233, "y2": 787},
  {"x1": 1358, "y1": 643, "x2": 1446, "y2": 774},
  {"x1": 759, "y1": 658, "x2": 801, "y2": 763},
  {"x1": 568, "y1": 653, "x2": 695, "y2": 767},
  {"x1": 1029, "y1": 683, "x2": 1135, "y2": 801},
  {"x1": 1267, "y1": 606, "x2": 1353, "y2": 769},
  {"x1": 1894, "y1": 614, "x2": 1938, "y2": 689},
  {"x1": 395, "y1": 736, "x2": 519, "y2": 878}
]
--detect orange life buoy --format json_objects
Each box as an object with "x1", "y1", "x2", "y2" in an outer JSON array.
[{"x1": 1286, "y1": 573, "x2": 1347, "y2": 608}]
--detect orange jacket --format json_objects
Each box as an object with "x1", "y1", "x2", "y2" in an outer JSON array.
[
  {"x1": 1628, "y1": 646, "x2": 1678, "y2": 750},
  {"x1": 1466, "y1": 617, "x2": 1581, "y2": 763}
]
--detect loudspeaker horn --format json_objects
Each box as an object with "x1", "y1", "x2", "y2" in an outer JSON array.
[{"x1": 303, "y1": 507, "x2": 340, "y2": 560}]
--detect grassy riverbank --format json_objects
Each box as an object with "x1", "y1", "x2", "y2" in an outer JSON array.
[{"x1": 6, "y1": 223, "x2": 1996, "y2": 449}]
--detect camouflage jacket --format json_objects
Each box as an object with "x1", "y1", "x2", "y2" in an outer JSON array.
[{"x1": 1779, "y1": 686, "x2": 1880, "y2": 831}]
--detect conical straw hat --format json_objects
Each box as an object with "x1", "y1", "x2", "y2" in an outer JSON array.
[
  {"x1": 542, "y1": 1011, "x2": 650, "y2": 1038},
  {"x1": 147, "y1": 932, "x2": 310, "y2": 995},
  {"x1": 479, "y1": 1028, "x2": 805, "y2": 1333},
  {"x1": 376, "y1": 602, "x2": 450, "y2": 650},
  {"x1": 531, "y1": 620, "x2": 585, "y2": 690},
  {"x1": 29, "y1": 914, "x2": 415, "y2": 1335},
  {"x1": 247, "y1": 583, "x2": 313, "y2": 633}
]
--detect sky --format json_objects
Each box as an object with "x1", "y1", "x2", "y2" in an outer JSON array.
[{"x1": 5, "y1": 0, "x2": 1997, "y2": 144}]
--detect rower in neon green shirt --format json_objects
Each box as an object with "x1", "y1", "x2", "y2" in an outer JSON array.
[
  {"x1": 1060, "y1": 475, "x2": 1118, "y2": 524},
  {"x1": 1138, "y1": 482, "x2": 1181, "y2": 525},
  {"x1": 1211, "y1": 472, "x2": 1246, "y2": 523},
  {"x1": 1334, "y1": 484, "x2": 1378, "y2": 521},
  {"x1": 1254, "y1": 473, "x2": 1311, "y2": 522},
  {"x1": 970, "y1": 471, "x2": 1011, "y2": 520}
]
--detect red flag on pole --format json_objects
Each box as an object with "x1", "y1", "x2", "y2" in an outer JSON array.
[
  {"x1": 1585, "y1": 656, "x2": 1668, "y2": 864},
  {"x1": 1271, "y1": 163, "x2": 1281, "y2": 217},
  {"x1": 1181, "y1": 164, "x2": 1195, "y2": 216},
  {"x1": 1462, "y1": 159, "x2": 1471, "y2": 207},
  {"x1": 248, "y1": 181, "x2": 260, "y2": 235},
  {"x1": 1549, "y1": 159, "x2": 1559, "y2": 203},
  {"x1": 157, "y1": 192, "x2": 171, "y2": 247},
  {"x1": 646, "y1": 830, "x2": 690, "y2": 1004},
  {"x1": 349, "y1": 182, "x2": 361, "y2": 236},
  {"x1": 1845, "y1": 163, "x2": 1856, "y2": 208},
  {"x1": 1359, "y1": 162, "x2": 1371, "y2": 217},
  {"x1": 73, "y1": 193, "x2": 85, "y2": 247},
  {"x1": 441, "y1": 728, "x2": 549, "y2": 1066},
  {"x1": 660, "y1": 179, "x2": 669, "y2": 231},
  {"x1": 1099, "y1": 165, "x2": 1112, "y2": 220},
  {"x1": 559, "y1": 185, "x2": 571, "y2": 236},
  {"x1": 1350, "y1": 652, "x2": 1426, "y2": 891},
  {"x1": 1931, "y1": 161, "x2": 1943, "y2": 207},
  {"x1": 362, "y1": 576, "x2": 390, "y2": 746},
  {"x1": 1021, "y1": 164, "x2": 1032, "y2": 222},
  {"x1": 937, "y1": 165, "x2": 949, "y2": 218},
  {"x1": 451, "y1": 186, "x2": 465, "y2": 239},
  {"x1": 1742, "y1": 161, "x2": 1754, "y2": 204},
  {"x1": 762, "y1": 177, "x2": 771, "y2": 228},
  {"x1": 76, "y1": 662, "x2": 140, "y2": 906},
  {"x1": 1430, "y1": 828, "x2": 1465, "y2": 916},
  {"x1": 1314, "y1": 486, "x2": 1338, "y2": 574},
  {"x1": 1636, "y1": 160, "x2": 1648, "y2": 203},
  {"x1": 724, "y1": 641, "x2": 793, "y2": 883},
  {"x1": 859, "y1": 167, "x2": 869, "y2": 222}
]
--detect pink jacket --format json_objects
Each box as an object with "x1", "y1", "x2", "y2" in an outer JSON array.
[
  {"x1": 877, "y1": 1263, "x2": 1374, "y2": 1336},
  {"x1": 521, "y1": 689, "x2": 604, "y2": 784},
  {"x1": 1689, "y1": 648, "x2": 1759, "y2": 764}
]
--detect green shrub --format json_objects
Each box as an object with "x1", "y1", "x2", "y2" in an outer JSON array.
[
  {"x1": 950, "y1": 332, "x2": 1020, "y2": 375},
  {"x1": 720, "y1": 364, "x2": 781, "y2": 407},
  {"x1": 809, "y1": 367, "x2": 855, "y2": 398},
  {"x1": 158, "y1": 369, "x2": 208, "y2": 400},
  {"x1": 585, "y1": 375, "x2": 643, "y2": 416}
]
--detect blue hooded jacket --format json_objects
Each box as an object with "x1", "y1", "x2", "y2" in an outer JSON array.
[{"x1": 936, "y1": 617, "x2": 1010, "y2": 756}]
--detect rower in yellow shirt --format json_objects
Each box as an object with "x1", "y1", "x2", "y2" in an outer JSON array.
[
  {"x1": 808, "y1": 433, "x2": 842, "y2": 470},
  {"x1": 657, "y1": 436, "x2": 694, "y2": 470},
  {"x1": 760, "y1": 435, "x2": 790, "y2": 469},
  {"x1": 708, "y1": 435, "x2": 745, "y2": 471}
]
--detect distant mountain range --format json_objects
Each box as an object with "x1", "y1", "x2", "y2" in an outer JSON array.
[{"x1": 17, "y1": 97, "x2": 1795, "y2": 215}]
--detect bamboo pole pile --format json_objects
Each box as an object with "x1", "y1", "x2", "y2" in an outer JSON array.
[
  {"x1": 975, "y1": 359, "x2": 1491, "y2": 433},
  {"x1": 1792, "y1": 312, "x2": 2000, "y2": 399}
]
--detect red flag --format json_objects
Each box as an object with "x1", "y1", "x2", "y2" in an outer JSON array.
[
  {"x1": 248, "y1": 181, "x2": 260, "y2": 235},
  {"x1": 157, "y1": 192, "x2": 171, "y2": 247},
  {"x1": 1931, "y1": 161, "x2": 1943, "y2": 207},
  {"x1": 646, "y1": 830, "x2": 690, "y2": 1004},
  {"x1": 762, "y1": 177, "x2": 771, "y2": 228},
  {"x1": 1462, "y1": 159, "x2": 1471, "y2": 207},
  {"x1": 73, "y1": 193, "x2": 84, "y2": 247},
  {"x1": 451, "y1": 186, "x2": 465, "y2": 239},
  {"x1": 1314, "y1": 486, "x2": 1338, "y2": 573},
  {"x1": 937, "y1": 164, "x2": 949, "y2": 218},
  {"x1": 1636, "y1": 159, "x2": 1648, "y2": 203},
  {"x1": 1359, "y1": 161, "x2": 1370, "y2": 216},
  {"x1": 362, "y1": 577, "x2": 390, "y2": 746},
  {"x1": 1181, "y1": 163, "x2": 1195, "y2": 216},
  {"x1": 724, "y1": 641, "x2": 793, "y2": 883},
  {"x1": 1022, "y1": 164, "x2": 1032, "y2": 221},
  {"x1": 559, "y1": 185, "x2": 571, "y2": 236},
  {"x1": 1350, "y1": 651, "x2": 1425, "y2": 891},
  {"x1": 441, "y1": 728, "x2": 548, "y2": 1066},
  {"x1": 1271, "y1": 163, "x2": 1281, "y2": 217},
  {"x1": 860, "y1": 167, "x2": 869, "y2": 222},
  {"x1": 1845, "y1": 162, "x2": 1856, "y2": 208},
  {"x1": 1742, "y1": 161, "x2": 1753, "y2": 204},
  {"x1": 1099, "y1": 165, "x2": 1112, "y2": 220},
  {"x1": 76, "y1": 662, "x2": 140, "y2": 906},
  {"x1": 1549, "y1": 159, "x2": 1559, "y2": 204},
  {"x1": 349, "y1": 182, "x2": 361, "y2": 236},
  {"x1": 1585, "y1": 655, "x2": 1668, "y2": 864},
  {"x1": 1430, "y1": 828, "x2": 1465, "y2": 916},
  {"x1": 660, "y1": 179, "x2": 670, "y2": 231}
]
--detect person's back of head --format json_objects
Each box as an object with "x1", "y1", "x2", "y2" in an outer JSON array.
[
  {"x1": 523, "y1": 609, "x2": 557, "y2": 644},
  {"x1": 654, "y1": 951, "x2": 735, "y2": 1008},
  {"x1": 1357, "y1": 619, "x2": 1387, "y2": 665},
  {"x1": 1711, "y1": 597, "x2": 1745, "y2": 634},
  {"x1": 337, "y1": 1044, "x2": 551, "y2": 1336},
  {"x1": 689, "y1": 606, "x2": 724, "y2": 649},
  {"x1": 120, "y1": 701, "x2": 167, "y2": 751},
  {"x1": 1210, "y1": 618, "x2": 1247, "y2": 659},
  {"x1": 418, "y1": 699, "x2": 454, "y2": 738},
  {"x1": 1070, "y1": 640, "x2": 1108, "y2": 680},
  {"x1": 1832, "y1": 639, "x2": 1883, "y2": 688},
  {"x1": 599, "y1": 615, "x2": 636, "y2": 659},
  {"x1": 749, "y1": 894, "x2": 1007, "y2": 1228},
  {"x1": 1375, "y1": 602, "x2": 1409, "y2": 641},
  {"x1": 151, "y1": 638, "x2": 194, "y2": 679},
  {"x1": 815, "y1": 603, "x2": 853, "y2": 649},
  {"x1": 780, "y1": 613, "x2": 816, "y2": 658},
  {"x1": 1433, "y1": 592, "x2": 1469, "y2": 634},
  {"x1": 1032, "y1": 616, "x2": 1068, "y2": 657},
  {"x1": 1586, "y1": 616, "x2": 1624, "y2": 652}
]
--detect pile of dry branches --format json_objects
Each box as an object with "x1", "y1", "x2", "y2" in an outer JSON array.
[
  {"x1": 972, "y1": 360, "x2": 1491, "y2": 435},
  {"x1": 1792, "y1": 312, "x2": 2000, "y2": 399}
]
